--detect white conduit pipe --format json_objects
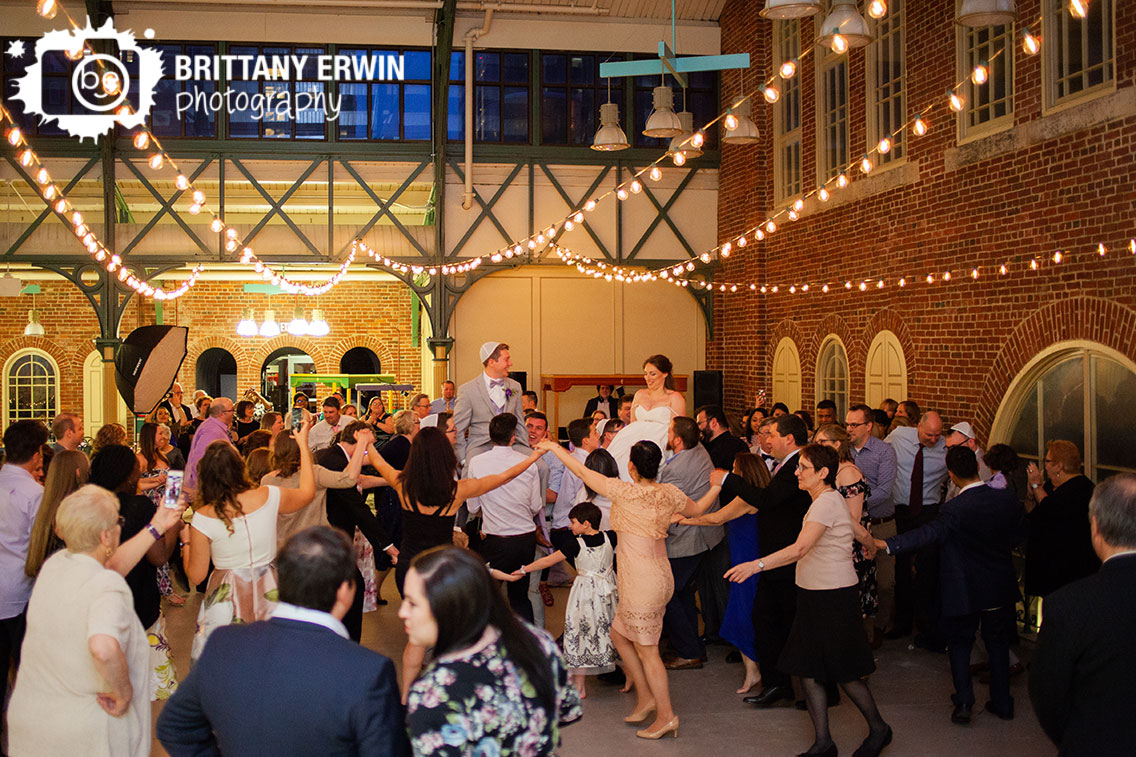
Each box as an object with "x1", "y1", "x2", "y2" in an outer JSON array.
[{"x1": 462, "y1": 6, "x2": 494, "y2": 210}]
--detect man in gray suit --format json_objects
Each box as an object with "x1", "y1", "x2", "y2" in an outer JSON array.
[
  {"x1": 658, "y1": 415, "x2": 723, "y2": 670},
  {"x1": 453, "y1": 341, "x2": 531, "y2": 467}
]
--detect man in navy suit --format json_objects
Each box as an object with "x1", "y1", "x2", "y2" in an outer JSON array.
[
  {"x1": 157, "y1": 527, "x2": 408, "y2": 756},
  {"x1": 1029, "y1": 473, "x2": 1136, "y2": 756},
  {"x1": 878, "y1": 446, "x2": 1023, "y2": 725}
]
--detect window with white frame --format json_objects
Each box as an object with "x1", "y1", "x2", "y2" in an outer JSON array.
[
  {"x1": 959, "y1": 23, "x2": 1014, "y2": 139},
  {"x1": 817, "y1": 45, "x2": 849, "y2": 183},
  {"x1": 816, "y1": 336, "x2": 850, "y2": 418},
  {"x1": 1044, "y1": 0, "x2": 1114, "y2": 109},
  {"x1": 4, "y1": 349, "x2": 59, "y2": 427},
  {"x1": 866, "y1": 0, "x2": 904, "y2": 164},
  {"x1": 773, "y1": 20, "x2": 802, "y2": 204}
]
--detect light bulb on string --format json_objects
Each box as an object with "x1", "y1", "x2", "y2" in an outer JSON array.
[
  {"x1": 867, "y1": 0, "x2": 887, "y2": 19},
  {"x1": 971, "y1": 268, "x2": 979, "y2": 279},
  {"x1": 860, "y1": 155, "x2": 873, "y2": 174},
  {"x1": 737, "y1": 236, "x2": 747, "y2": 247},
  {"x1": 188, "y1": 203, "x2": 201, "y2": 214},
  {"x1": 672, "y1": 151, "x2": 686, "y2": 166},
  {"x1": 1021, "y1": 30, "x2": 1040, "y2": 55},
  {"x1": 1129, "y1": 239, "x2": 1135, "y2": 255},
  {"x1": 926, "y1": 274, "x2": 934, "y2": 284},
  {"x1": 617, "y1": 188, "x2": 629, "y2": 200},
  {"x1": 792, "y1": 199, "x2": 805, "y2": 212},
  {"x1": 972, "y1": 63, "x2": 989, "y2": 85},
  {"x1": 818, "y1": 187, "x2": 830, "y2": 202},
  {"x1": 36, "y1": 0, "x2": 58, "y2": 19},
  {"x1": 1053, "y1": 250, "x2": 1063, "y2": 263},
  {"x1": 210, "y1": 218, "x2": 224, "y2": 233},
  {"x1": 755, "y1": 229, "x2": 765, "y2": 241},
  {"x1": 649, "y1": 166, "x2": 662, "y2": 182},
  {"x1": 822, "y1": 284, "x2": 829, "y2": 293},
  {"x1": 724, "y1": 113, "x2": 739, "y2": 130},
  {"x1": 1069, "y1": 0, "x2": 1087, "y2": 19},
  {"x1": 148, "y1": 153, "x2": 164, "y2": 169},
  {"x1": 6, "y1": 128, "x2": 21, "y2": 146},
  {"x1": 175, "y1": 175, "x2": 189, "y2": 191},
  {"x1": 913, "y1": 117, "x2": 928, "y2": 136},
  {"x1": 630, "y1": 180, "x2": 642, "y2": 194},
  {"x1": 133, "y1": 132, "x2": 149, "y2": 150},
  {"x1": 836, "y1": 173, "x2": 849, "y2": 188},
  {"x1": 762, "y1": 85, "x2": 780, "y2": 104},
  {"x1": 1030, "y1": 258, "x2": 1039, "y2": 270},
  {"x1": 949, "y1": 90, "x2": 965, "y2": 112},
  {"x1": 192, "y1": 190, "x2": 205, "y2": 204},
  {"x1": 573, "y1": 212, "x2": 584, "y2": 223},
  {"x1": 779, "y1": 60, "x2": 797, "y2": 79},
  {"x1": 53, "y1": 198, "x2": 66, "y2": 214},
  {"x1": 943, "y1": 271, "x2": 952, "y2": 281},
  {"x1": 831, "y1": 34, "x2": 848, "y2": 54},
  {"x1": 1098, "y1": 243, "x2": 1107, "y2": 256},
  {"x1": 584, "y1": 199, "x2": 596, "y2": 212},
  {"x1": 788, "y1": 209, "x2": 799, "y2": 221},
  {"x1": 42, "y1": 184, "x2": 56, "y2": 200},
  {"x1": 19, "y1": 149, "x2": 34, "y2": 167},
  {"x1": 898, "y1": 277, "x2": 906, "y2": 287},
  {"x1": 878, "y1": 137, "x2": 892, "y2": 154},
  {"x1": 999, "y1": 264, "x2": 1008, "y2": 275},
  {"x1": 765, "y1": 220, "x2": 776, "y2": 234},
  {"x1": 691, "y1": 131, "x2": 705, "y2": 148}
]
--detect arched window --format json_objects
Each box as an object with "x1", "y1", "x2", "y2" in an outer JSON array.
[
  {"x1": 815, "y1": 335, "x2": 850, "y2": 417},
  {"x1": 771, "y1": 337, "x2": 802, "y2": 412},
  {"x1": 196, "y1": 348, "x2": 238, "y2": 401},
  {"x1": 340, "y1": 347, "x2": 381, "y2": 375},
  {"x1": 4, "y1": 348, "x2": 59, "y2": 427},
  {"x1": 992, "y1": 343, "x2": 1136, "y2": 480},
  {"x1": 865, "y1": 330, "x2": 908, "y2": 409}
]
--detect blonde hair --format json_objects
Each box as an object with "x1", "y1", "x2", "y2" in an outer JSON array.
[
  {"x1": 93, "y1": 423, "x2": 126, "y2": 451},
  {"x1": 1047, "y1": 439, "x2": 1082, "y2": 474},
  {"x1": 815, "y1": 423, "x2": 854, "y2": 463},
  {"x1": 56, "y1": 485, "x2": 119, "y2": 554},
  {"x1": 26, "y1": 450, "x2": 90, "y2": 576},
  {"x1": 393, "y1": 409, "x2": 417, "y2": 435}
]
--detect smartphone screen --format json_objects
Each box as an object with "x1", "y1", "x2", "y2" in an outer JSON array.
[
  {"x1": 163, "y1": 470, "x2": 183, "y2": 509},
  {"x1": 291, "y1": 407, "x2": 304, "y2": 432}
]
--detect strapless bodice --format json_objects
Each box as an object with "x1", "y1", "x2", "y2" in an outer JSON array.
[{"x1": 634, "y1": 405, "x2": 675, "y2": 424}]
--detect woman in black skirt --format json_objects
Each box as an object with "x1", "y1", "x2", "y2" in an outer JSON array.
[{"x1": 726, "y1": 443, "x2": 892, "y2": 757}]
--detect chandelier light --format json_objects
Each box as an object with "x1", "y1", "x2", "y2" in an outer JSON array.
[
  {"x1": 259, "y1": 309, "x2": 281, "y2": 338},
  {"x1": 643, "y1": 86, "x2": 683, "y2": 138},
  {"x1": 236, "y1": 307, "x2": 258, "y2": 337},
  {"x1": 591, "y1": 102, "x2": 629, "y2": 151},
  {"x1": 956, "y1": 0, "x2": 1018, "y2": 27},
  {"x1": 307, "y1": 309, "x2": 330, "y2": 337},
  {"x1": 722, "y1": 98, "x2": 760, "y2": 145},
  {"x1": 286, "y1": 305, "x2": 309, "y2": 336},
  {"x1": 759, "y1": 0, "x2": 822, "y2": 19},
  {"x1": 818, "y1": 0, "x2": 873, "y2": 52}
]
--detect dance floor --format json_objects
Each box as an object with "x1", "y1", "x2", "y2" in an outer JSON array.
[{"x1": 151, "y1": 582, "x2": 1055, "y2": 756}]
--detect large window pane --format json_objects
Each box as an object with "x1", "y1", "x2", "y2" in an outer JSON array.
[
  {"x1": 1041, "y1": 357, "x2": 1084, "y2": 450},
  {"x1": 503, "y1": 86, "x2": 529, "y2": 142},
  {"x1": 404, "y1": 84, "x2": 431, "y2": 140},
  {"x1": 1094, "y1": 358, "x2": 1136, "y2": 470},
  {"x1": 1009, "y1": 387, "x2": 1040, "y2": 459},
  {"x1": 339, "y1": 82, "x2": 369, "y2": 139},
  {"x1": 370, "y1": 83, "x2": 400, "y2": 140}
]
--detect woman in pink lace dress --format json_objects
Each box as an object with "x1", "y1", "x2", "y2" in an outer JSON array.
[{"x1": 537, "y1": 438, "x2": 686, "y2": 741}]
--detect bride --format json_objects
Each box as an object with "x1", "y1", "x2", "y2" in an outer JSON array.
[{"x1": 606, "y1": 354, "x2": 687, "y2": 481}]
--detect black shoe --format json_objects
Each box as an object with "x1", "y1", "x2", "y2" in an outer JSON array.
[
  {"x1": 797, "y1": 744, "x2": 837, "y2": 757},
  {"x1": 984, "y1": 700, "x2": 1014, "y2": 720},
  {"x1": 744, "y1": 685, "x2": 794, "y2": 708},
  {"x1": 951, "y1": 703, "x2": 973, "y2": 724},
  {"x1": 725, "y1": 649, "x2": 742, "y2": 664},
  {"x1": 852, "y1": 725, "x2": 893, "y2": 757},
  {"x1": 699, "y1": 634, "x2": 727, "y2": 646}
]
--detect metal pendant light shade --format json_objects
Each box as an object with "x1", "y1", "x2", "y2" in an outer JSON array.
[
  {"x1": 759, "y1": 0, "x2": 823, "y2": 19},
  {"x1": 592, "y1": 102, "x2": 629, "y2": 151},
  {"x1": 643, "y1": 86, "x2": 684, "y2": 138},
  {"x1": 668, "y1": 111, "x2": 703, "y2": 159},
  {"x1": 722, "y1": 98, "x2": 760, "y2": 145},
  {"x1": 956, "y1": 0, "x2": 1017, "y2": 27},
  {"x1": 818, "y1": 0, "x2": 873, "y2": 50},
  {"x1": 23, "y1": 309, "x2": 44, "y2": 337}
]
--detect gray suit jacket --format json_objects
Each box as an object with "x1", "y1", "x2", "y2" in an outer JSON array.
[
  {"x1": 658, "y1": 445, "x2": 724, "y2": 558},
  {"x1": 453, "y1": 373, "x2": 530, "y2": 467}
]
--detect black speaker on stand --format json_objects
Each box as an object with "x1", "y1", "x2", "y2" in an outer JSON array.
[
  {"x1": 508, "y1": 371, "x2": 528, "y2": 392},
  {"x1": 114, "y1": 326, "x2": 190, "y2": 415},
  {"x1": 693, "y1": 370, "x2": 723, "y2": 409}
]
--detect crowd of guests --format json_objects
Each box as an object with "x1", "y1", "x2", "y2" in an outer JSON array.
[{"x1": 0, "y1": 356, "x2": 1132, "y2": 757}]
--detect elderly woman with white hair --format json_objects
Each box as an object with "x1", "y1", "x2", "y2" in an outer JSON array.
[{"x1": 8, "y1": 485, "x2": 185, "y2": 756}]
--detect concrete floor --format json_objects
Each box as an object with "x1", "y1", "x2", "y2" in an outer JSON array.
[{"x1": 151, "y1": 580, "x2": 1057, "y2": 757}]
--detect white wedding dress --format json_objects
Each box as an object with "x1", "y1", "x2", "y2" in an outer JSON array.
[{"x1": 606, "y1": 405, "x2": 675, "y2": 481}]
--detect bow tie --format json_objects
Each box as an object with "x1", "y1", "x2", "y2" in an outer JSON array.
[{"x1": 489, "y1": 379, "x2": 505, "y2": 388}]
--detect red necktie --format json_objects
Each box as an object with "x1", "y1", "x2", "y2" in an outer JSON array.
[{"x1": 909, "y1": 444, "x2": 924, "y2": 517}]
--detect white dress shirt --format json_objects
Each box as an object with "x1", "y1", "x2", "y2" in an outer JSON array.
[
  {"x1": 0, "y1": 465, "x2": 44, "y2": 619},
  {"x1": 307, "y1": 418, "x2": 343, "y2": 452},
  {"x1": 482, "y1": 372, "x2": 507, "y2": 411},
  {"x1": 467, "y1": 446, "x2": 542, "y2": 536},
  {"x1": 271, "y1": 601, "x2": 349, "y2": 639},
  {"x1": 551, "y1": 447, "x2": 590, "y2": 529}
]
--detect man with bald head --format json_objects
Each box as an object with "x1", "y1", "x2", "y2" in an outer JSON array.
[
  {"x1": 885, "y1": 410, "x2": 948, "y2": 650},
  {"x1": 184, "y1": 396, "x2": 237, "y2": 496}
]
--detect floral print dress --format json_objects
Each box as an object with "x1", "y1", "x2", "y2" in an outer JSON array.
[
  {"x1": 406, "y1": 627, "x2": 582, "y2": 756},
  {"x1": 839, "y1": 478, "x2": 879, "y2": 618}
]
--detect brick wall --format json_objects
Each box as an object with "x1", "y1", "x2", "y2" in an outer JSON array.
[
  {"x1": 0, "y1": 278, "x2": 421, "y2": 429},
  {"x1": 712, "y1": 0, "x2": 1136, "y2": 445}
]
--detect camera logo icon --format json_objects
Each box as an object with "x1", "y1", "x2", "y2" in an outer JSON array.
[{"x1": 12, "y1": 17, "x2": 164, "y2": 142}]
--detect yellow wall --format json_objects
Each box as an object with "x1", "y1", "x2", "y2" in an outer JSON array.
[{"x1": 450, "y1": 265, "x2": 707, "y2": 422}]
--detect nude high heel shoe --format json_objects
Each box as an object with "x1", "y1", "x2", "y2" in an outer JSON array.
[
  {"x1": 623, "y1": 704, "x2": 657, "y2": 724},
  {"x1": 636, "y1": 717, "x2": 679, "y2": 739}
]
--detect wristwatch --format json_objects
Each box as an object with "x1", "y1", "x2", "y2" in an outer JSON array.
[
  {"x1": 756, "y1": 559, "x2": 766, "y2": 572},
  {"x1": 1030, "y1": 482, "x2": 1041, "y2": 490}
]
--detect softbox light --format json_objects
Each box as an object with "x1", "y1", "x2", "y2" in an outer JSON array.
[{"x1": 114, "y1": 325, "x2": 189, "y2": 415}]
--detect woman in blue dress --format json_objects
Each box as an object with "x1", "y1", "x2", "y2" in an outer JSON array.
[{"x1": 676, "y1": 452, "x2": 769, "y2": 694}]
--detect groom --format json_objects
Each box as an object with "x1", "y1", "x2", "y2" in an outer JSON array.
[{"x1": 453, "y1": 341, "x2": 531, "y2": 468}]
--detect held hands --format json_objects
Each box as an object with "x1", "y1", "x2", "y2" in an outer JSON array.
[
  {"x1": 500, "y1": 569, "x2": 526, "y2": 583},
  {"x1": 536, "y1": 440, "x2": 560, "y2": 454},
  {"x1": 452, "y1": 530, "x2": 470, "y2": 549},
  {"x1": 871, "y1": 539, "x2": 888, "y2": 558},
  {"x1": 96, "y1": 687, "x2": 131, "y2": 717},
  {"x1": 355, "y1": 427, "x2": 375, "y2": 447}
]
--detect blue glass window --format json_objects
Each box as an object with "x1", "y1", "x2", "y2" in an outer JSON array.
[
  {"x1": 540, "y1": 52, "x2": 622, "y2": 147},
  {"x1": 337, "y1": 47, "x2": 431, "y2": 141},
  {"x1": 448, "y1": 49, "x2": 528, "y2": 143}
]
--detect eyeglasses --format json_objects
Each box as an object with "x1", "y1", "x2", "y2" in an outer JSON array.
[
  {"x1": 116, "y1": 516, "x2": 125, "y2": 528},
  {"x1": 845, "y1": 421, "x2": 870, "y2": 428},
  {"x1": 796, "y1": 463, "x2": 815, "y2": 472}
]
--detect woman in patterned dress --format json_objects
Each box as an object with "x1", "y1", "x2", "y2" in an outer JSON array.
[
  {"x1": 537, "y1": 438, "x2": 686, "y2": 740},
  {"x1": 403, "y1": 546, "x2": 581, "y2": 756}
]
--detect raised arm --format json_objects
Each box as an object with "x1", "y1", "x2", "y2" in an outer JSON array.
[
  {"x1": 278, "y1": 420, "x2": 317, "y2": 514},
  {"x1": 536, "y1": 440, "x2": 613, "y2": 499},
  {"x1": 107, "y1": 502, "x2": 186, "y2": 577}
]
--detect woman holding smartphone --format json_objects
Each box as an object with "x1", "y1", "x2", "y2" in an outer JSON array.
[{"x1": 138, "y1": 423, "x2": 186, "y2": 608}]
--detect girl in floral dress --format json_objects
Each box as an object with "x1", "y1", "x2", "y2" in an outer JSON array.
[{"x1": 512, "y1": 502, "x2": 617, "y2": 698}]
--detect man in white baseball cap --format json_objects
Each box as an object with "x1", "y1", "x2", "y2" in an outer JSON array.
[{"x1": 944, "y1": 421, "x2": 991, "y2": 499}]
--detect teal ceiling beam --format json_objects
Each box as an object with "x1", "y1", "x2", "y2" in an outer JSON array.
[{"x1": 599, "y1": 44, "x2": 750, "y2": 86}]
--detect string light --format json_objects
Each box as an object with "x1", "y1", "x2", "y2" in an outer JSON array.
[
  {"x1": 724, "y1": 113, "x2": 739, "y2": 130},
  {"x1": 972, "y1": 63, "x2": 989, "y2": 85},
  {"x1": 913, "y1": 117, "x2": 928, "y2": 136},
  {"x1": 1022, "y1": 30, "x2": 1040, "y2": 55},
  {"x1": 867, "y1": 0, "x2": 887, "y2": 19},
  {"x1": 1069, "y1": 0, "x2": 1088, "y2": 19},
  {"x1": 860, "y1": 155, "x2": 874, "y2": 174},
  {"x1": 779, "y1": 60, "x2": 797, "y2": 79},
  {"x1": 949, "y1": 90, "x2": 965, "y2": 112},
  {"x1": 878, "y1": 137, "x2": 892, "y2": 154},
  {"x1": 830, "y1": 34, "x2": 848, "y2": 54},
  {"x1": 762, "y1": 85, "x2": 780, "y2": 104}
]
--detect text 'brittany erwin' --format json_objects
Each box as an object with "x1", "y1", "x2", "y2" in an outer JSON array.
[{"x1": 172, "y1": 53, "x2": 407, "y2": 82}]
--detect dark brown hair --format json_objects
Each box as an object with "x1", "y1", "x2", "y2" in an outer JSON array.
[
  {"x1": 399, "y1": 427, "x2": 459, "y2": 513},
  {"x1": 196, "y1": 440, "x2": 255, "y2": 534},
  {"x1": 643, "y1": 354, "x2": 676, "y2": 390}
]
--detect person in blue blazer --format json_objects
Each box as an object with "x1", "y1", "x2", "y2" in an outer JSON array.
[
  {"x1": 877, "y1": 446, "x2": 1024, "y2": 725},
  {"x1": 157, "y1": 526, "x2": 408, "y2": 756}
]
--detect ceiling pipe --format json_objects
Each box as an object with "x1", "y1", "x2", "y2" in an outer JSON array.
[
  {"x1": 462, "y1": 6, "x2": 494, "y2": 210},
  {"x1": 119, "y1": 0, "x2": 606, "y2": 14}
]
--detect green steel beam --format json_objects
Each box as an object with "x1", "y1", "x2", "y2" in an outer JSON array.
[
  {"x1": 3, "y1": 156, "x2": 100, "y2": 258},
  {"x1": 446, "y1": 162, "x2": 525, "y2": 259},
  {"x1": 118, "y1": 157, "x2": 215, "y2": 257},
  {"x1": 626, "y1": 165, "x2": 700, "y2": 261},
  {"x1": 336, "y1": 158, "x2": 433, "y2": 258},
  {"x1": 229, "y1": 157, "x2": 324, "y2": 257},
  {"x1": 538, "y1": 162, "x2": 613, "y2": 260}
]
